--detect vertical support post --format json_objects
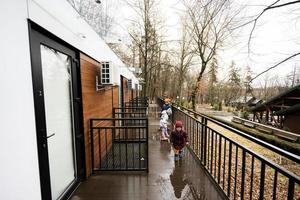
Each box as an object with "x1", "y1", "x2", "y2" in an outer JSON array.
[
  {"x1": 259, "y1": 162, "x2": 266, "y2": 200},
  {"x1": 241, "y1": 150, "x2": 246, "y2": 199},
  {"x1": 287, "y1": 179, "x2": 295, "y2": 200},
  {"x1": 111, "y1": 85, "x2": 114, "y2": 115},
  {"x1": 201, "y1": 117, "x2": 207, "y2": 165},
  {"x1": 146, "y1": 118, "x2": 149, "y2": 172},
  {"x1": 201, "y1": 117, "x2": 204, "y2": 162},
  {"x1": 131, "y1": 88, "x2": 134, "y2": 103},
  {"x1": 90, "y1": 120, "x2": 94, "y2": 174}
]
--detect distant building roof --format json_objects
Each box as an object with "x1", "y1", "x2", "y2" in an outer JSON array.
[
  {"x1": 272, "y1": 103, "x2": 300, "y2": 116},
  {"x1": 251, "y1": 84, "x2": 300, "y2": 114},
  {"x1": 232, "y1": 96, "x2": 255, "y2": 104},
  {"x1": 251, "y1": 99, "x2": 263, "y2": 105}
]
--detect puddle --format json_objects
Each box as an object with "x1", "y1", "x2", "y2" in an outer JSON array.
[{"x1": 170, "y1": 160, "x2": 189, "y2": 198}]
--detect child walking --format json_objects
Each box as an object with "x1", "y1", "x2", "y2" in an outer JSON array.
[
  {"x1": 170, "y1": 121, "x2": 188, "y2": 161},
  {"x1": 160, "y1": 110, "x2": 170, "y2": 141},
  {"x1": 162, "y1": 98, "x2": 172, "y2": 116}
]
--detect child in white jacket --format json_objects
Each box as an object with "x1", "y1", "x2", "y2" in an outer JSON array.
[{"x1": 160, "y1": 110, "x2": 169, "y2": 141}]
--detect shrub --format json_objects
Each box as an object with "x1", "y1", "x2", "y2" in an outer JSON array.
[
  {"x1": 213, "y1": 104, "x2": 219, "y2": 110},
  {"x1": 241, "y1": 111, "x2": 250, "y2": 120}
]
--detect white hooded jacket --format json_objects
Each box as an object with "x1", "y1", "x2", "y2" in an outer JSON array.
[{"x1": 160, "y1": 110, "x2": 168, "y2": 128}]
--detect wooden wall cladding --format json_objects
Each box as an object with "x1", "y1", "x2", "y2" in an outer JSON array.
[{"x1": 80, "y1": 53, "x2": 119, "y2": 177}]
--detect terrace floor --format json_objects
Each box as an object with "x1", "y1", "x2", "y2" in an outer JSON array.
[{"x1": 70, "y1": 104, "x2": 225, "y2": 200}]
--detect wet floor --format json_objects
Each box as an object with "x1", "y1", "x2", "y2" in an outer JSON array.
[{"x1": 70, "y1": 104, "x2": 225, "y2": 200}]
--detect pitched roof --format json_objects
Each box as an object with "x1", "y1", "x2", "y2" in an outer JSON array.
[{"x1": 251, "y1": 84, "x2": 300, "y2": 113}]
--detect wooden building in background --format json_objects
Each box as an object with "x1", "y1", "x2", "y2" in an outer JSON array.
[{"x1": 250, "y1": 84, "x2": 300, "y2": 134}]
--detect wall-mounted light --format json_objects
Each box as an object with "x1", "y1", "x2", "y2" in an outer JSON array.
[{"x1": 77, "y1": 33, "x2": 86, "y2": 39}]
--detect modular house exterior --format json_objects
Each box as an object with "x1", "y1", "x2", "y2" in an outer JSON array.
[{"x1": 0, "y1": 0, "x2": 139, "y2": 199}]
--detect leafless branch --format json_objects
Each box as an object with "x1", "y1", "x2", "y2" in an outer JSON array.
[
  {"x1": 249, "y1": 52, "x2": 300, "y2": 83},
  {"x1": 247, "y1": 0, "x2": 280, "y2": 54}
]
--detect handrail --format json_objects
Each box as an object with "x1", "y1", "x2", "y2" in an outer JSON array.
[
  {"x1": 91, "y1": 118, "x2": 148, "y2": 120},
  {"x1": 157, "y1": 98, "x2": 300, "y2": 164},
  {"x1": 91, "y1": 126, "x2": 147, "y2": 129},
  {"x1": 160, "y1": 97, "x2": 300, "y2": 199},
  {"x1": 114, "y1": 107, "x2": 148, "y2": 109}
]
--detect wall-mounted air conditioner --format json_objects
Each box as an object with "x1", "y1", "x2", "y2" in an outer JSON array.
[
  {"x1": 127, "y1": 79, "x2": 132, "y2": 90},
  {"x1": 96, "y1": 61, "x2": 113, "y2": 91},
  {"x1": 101, "y1": 61, "x2": 112, "y2": 85}
]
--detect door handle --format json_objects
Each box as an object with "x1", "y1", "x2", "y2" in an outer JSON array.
[{"x1": 46, "y1": 133, "x2": 55, "y2": 139}]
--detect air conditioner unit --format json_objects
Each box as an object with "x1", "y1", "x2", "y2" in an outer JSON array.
[
  {"x1": 101, "y1": 61, "x2": 112, "y2": 85},
  {"x1": 127, "y1": 79, "x2": 132, "y2": 89},
  {"x1": 96, "y1": 61, "x2": 113, "y2": 91}
]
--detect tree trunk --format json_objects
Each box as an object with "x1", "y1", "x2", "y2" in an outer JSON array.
[
  {"x1": 177, "y1": 71, "x2": 184, "y2": 97},
  {"x1": 191, "y1": 68, "x2": 204, "y2": 111}
]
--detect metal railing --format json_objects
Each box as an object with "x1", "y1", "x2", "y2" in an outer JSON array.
[
  {"x1": 113, "y1": 107, "x2": 148, "y2": 119},
  {"x1": 157, "y1": 98, "x2": 300, "y2": 199},
  {"x1": 125, "y1": 96, "x2": 149, "y2": 108},
  {"x1": 90, "y1": 96, "x2": 149, "y2": 173},
  {"x1": 90, "y1": 118, "x2": 148, "y2": 172}
]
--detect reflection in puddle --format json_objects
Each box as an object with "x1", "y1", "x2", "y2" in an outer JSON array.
[
  {"x1": 160, "y1": 140, "x2": 171, "y2": 153},
  {"x1": 151, "y1": 121, "x2": 222, "y2": 200},
  {"x1": 170, "y1": 160, "x2": 188, "y2": 198}
]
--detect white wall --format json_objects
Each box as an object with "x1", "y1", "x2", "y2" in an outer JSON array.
[
  {"x1": 0, "y1": 0, "x2": 41, "y2": 199},
  {"x1": 27, "y1": 0, "x2": 125, "y2": 85},
  {"x1": 0, "y1": 0, "x2": 140, "y2": 198}
]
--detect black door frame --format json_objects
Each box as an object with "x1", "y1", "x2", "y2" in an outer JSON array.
[{"x1": 28, "y1": 21, "x2": 85, "y2": 200}]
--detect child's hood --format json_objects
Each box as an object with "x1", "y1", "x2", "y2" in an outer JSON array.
[{"x1": 161, "y1": 110, "x2": 168, "y2": 118}]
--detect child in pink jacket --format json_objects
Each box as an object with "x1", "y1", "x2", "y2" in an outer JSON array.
[{"x1": 170, "y1": 121, "x2": 188, "y2": 161}]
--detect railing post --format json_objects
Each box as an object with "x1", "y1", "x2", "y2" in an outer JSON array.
[
  {"x1": 146, "y1": 118, "x2": 149, "y2": 172},
  {"x1": 201, "y1": 116, "x2": 207, "y2": 164},
  {"x1": 90, "y1": 119, "x2": 94, "y2": 174},
  {"x1": 241, "y1": 150, "x2": 247, "y2": 199},
  {"x1": 201, "y1": 117, "x2": 204, "y2": 162},
  {"x1": 227, "y1": 142, "x2": 232, "y2": 197},
  {"x1": 287, "y1": 179, "x2": 295, "y2": 200},
  {"x1": 258, "y1": 161, "x2": 266, "y2": 200}
]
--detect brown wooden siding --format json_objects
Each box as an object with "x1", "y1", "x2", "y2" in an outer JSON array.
[
  {"x1": 284, "y1": 114, "x2": 300, "y2": 134},
  {"x1": 80, "y1": 53, "x2": 119, "y2": 177}
]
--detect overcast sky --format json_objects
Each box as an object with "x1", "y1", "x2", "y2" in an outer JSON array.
[{"x1": 108, "y1": 0, "x2": 300, "y2": 86}]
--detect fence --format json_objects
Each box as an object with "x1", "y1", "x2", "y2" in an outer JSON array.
[
  {"x1": 90, "y1": 97, "x2": 149, "y2": 173},
  {"x1": 90, "y1": 117, "x2": 148, "y2": 172},
  {"x1": 157, "y1": 98, "x2": 300, "y2": 199}
]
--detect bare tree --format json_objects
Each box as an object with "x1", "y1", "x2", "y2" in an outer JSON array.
[
  {"x1": 184, "y1": 0, "x2": 238, "y2": 110},
  {"x1": 241, "y1": 0, "x2": 300, "y2": 83},
  {"x1": 125, "y1": 0, "x2": 169, "y2": 99},
  {"x1": 67, "y1": 0, "x2": 116, "y2": 38},
  {"x1": 175, "y1": 19, "x2": 194, "y2": 97}
]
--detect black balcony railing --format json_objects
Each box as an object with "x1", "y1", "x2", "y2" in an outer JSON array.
[
  {"x1": 157, "y1": 98, "x2": 300, "y2": 200},
  {"x1": 113, "y1": 107, "x2": 148, "y2": 119},
  {"x1": 90, "y1": 96, "x2": 149, "y2": 173},
  {"x1": 90, "y1": 118, "x2": 148, "y2": 172},
  {"x1": 125, "y1": 96, "x2": 149, "y2": 108}
]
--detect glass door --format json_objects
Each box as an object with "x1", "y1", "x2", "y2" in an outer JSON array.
[
  {"x1": 40, "y1": 45, "x2": 76, "y2": 199},
  {"x1": 29, "y1": 22, "x2": 85, "y2": 200}
]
